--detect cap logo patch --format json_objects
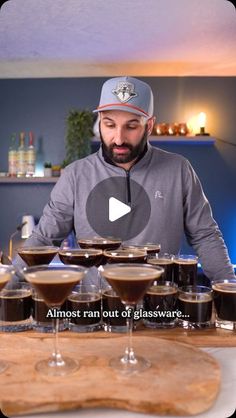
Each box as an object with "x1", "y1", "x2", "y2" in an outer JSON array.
[{"x1": 112, "y1": 81, "x2": 138, "y2": 103}]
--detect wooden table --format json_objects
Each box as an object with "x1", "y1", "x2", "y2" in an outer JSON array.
[{"x1": 1, "y1": 325, "x2": 235, "y2": 416}]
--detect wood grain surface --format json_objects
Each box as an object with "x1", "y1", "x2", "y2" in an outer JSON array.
[
  {"x1": 0, "y1": 333, "x2": 220, "y2": 416},
  {"x1": 20, "y1": 324, "x2": 236, "y2": 347}
]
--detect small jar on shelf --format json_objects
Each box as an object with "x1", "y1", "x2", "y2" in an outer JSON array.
[{"x1": 43, "y1": 162, "x2": 52, "y2": 177}]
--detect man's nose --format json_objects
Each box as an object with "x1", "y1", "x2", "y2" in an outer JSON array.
[{"x1": 113, "y1": 127, "x2": 124, "y2": 145}]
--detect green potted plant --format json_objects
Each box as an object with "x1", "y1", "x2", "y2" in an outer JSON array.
[
  {"x1": 44, "y1": 162, "x2": 52, "y2": 177},
  {"x1": 63, "y1": 109, "x2": 94, "y2": 167}
]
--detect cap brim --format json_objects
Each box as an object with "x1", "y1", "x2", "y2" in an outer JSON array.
[{"x1": 93, "y1": 103, "x2": 150, "y2": 118}]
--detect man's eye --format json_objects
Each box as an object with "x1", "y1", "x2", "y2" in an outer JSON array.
[
  {"x1": 105, "y1": 123, "x2": 115, "y2": 128},
  {"x1": 127, "y1": 125, "x2": 138, "y2": 130}
]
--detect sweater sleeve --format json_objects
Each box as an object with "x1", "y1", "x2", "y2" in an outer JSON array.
[{"x1": 182, "y1": 160, "x2": 235, "y2": 281}]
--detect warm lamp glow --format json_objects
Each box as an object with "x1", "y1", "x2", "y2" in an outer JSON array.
[
  {"x1": 189, "y1": 112, "x2": 210, "y2": 136},
  {"x1": 198, "y1": 112, "x2": 206, "y2": 129}
]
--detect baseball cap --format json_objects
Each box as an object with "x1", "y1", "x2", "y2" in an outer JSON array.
[{"x1": 93, "y1": 76, "x2": 154, "y2": 118}]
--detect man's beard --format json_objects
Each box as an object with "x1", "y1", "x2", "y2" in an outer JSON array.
[{"x1": 100, "y1": 125, "x2": 148, "y2": 165}]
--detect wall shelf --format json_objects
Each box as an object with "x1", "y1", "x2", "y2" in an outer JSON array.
[
  {"x1": 0, "y1": 176, "x2": 58, "y2": 184},
  {"x1": 149, "y1": 135, "x2": 215, "y2": 145},
  {"x1": 92, "y1": 136, "x2": 215, "y2": 145},
  {"x1": 0, "y1": 136, "x2": 215, "y2": 184}
]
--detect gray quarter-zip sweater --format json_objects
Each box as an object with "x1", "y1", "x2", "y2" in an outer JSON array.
[{"x1": 16, "y1": 144, "x2": 234, "y2": 281}]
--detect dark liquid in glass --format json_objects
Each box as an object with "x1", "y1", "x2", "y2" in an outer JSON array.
[
  {"x1": 27, "y1": 270, "x2": 82, "y2": 307},
  {"x1": 78, "y1": 238, "x2": 121, "y2": 251},
  {"x1": 212, "y1": 283, "x2": 236, "y2": 321},
  {"x1": 67, "y1": 293, "x2": 101, "y2": 325},
  {"x1": 173, "y1": 260, "x2": 197, "y2": 286},
  {"x1": 104, "y1": 266, "x2": 157, "y2": 304},
  {"x1": 59, "y1": 250, "x2": 103, "y2": 268},
  {"x1": 32, "y1": 297, "x2": 67, "y2": 323},
  {"x1": 104, "y1": 249, "x2": 146, "y2": 264},
  {"x1": 178, "y1": 294, "x2": 212, "y2": 323},
  {"x1": 0, "y1": 289, "x2": 32, "y2": 321},
  {"x1": 123, "y1": 244, "x2": 161, "y2": 255},
  {"x1": 148, "y1": 258, "x2": 174, "y2": 282},
  {"x1": 102, "y1": 289, "x2": 126, "y2": 326},
  {"x1": 143, "y1": 285, "x2": 177, "y2": 324},
  {"x1": 18, "y1": 249, "x2": 58, "y2": 266}
]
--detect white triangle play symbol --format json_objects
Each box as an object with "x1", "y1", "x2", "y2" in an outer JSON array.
[{"x1": 109, "y1": 197, "x2": 131, "y2": 222}]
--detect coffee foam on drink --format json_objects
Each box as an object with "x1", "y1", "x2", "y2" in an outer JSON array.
[
  {"x1": 19, "y1": 249, "x2": 57, "y2": 254},
  {"x1": 149, "y1": 259, "x2": 173, "y2": 265},
  {"x1": 178, "y1": 294, "x2": 212, "y2": 303},
  {"x1": 25, "y1": 270, "x2": 84, "y2": 284},
  {"x1": 102, "y1": 266, "x2": 161, "y2": 281},
  {"x1": 212, "y1": 283, "x2": 236, "y2": 293},
  {"x1": 68, "y1": 293, "x2": 100, "y2": 303},
  {"x1": 147, "y1": 285, "x2": 177, "y2": 295},
  {"x1": 0, "y1": 289, "x2": 31, "y2": 299}
]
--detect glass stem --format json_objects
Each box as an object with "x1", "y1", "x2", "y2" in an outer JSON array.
[
  {"x1": 124, "y1": 304, "x2": 136, "y2": 364},
  {"x1": 51, "y1": 308, "x2": 64, "y2": 367},
  {"x1": 97, "y1": 266, "x2": 103, "y2": 325}
]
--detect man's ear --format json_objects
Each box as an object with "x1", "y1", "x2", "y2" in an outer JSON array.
[{"x1": 147, "y1": 116, "x2": 156, "y2": 136}]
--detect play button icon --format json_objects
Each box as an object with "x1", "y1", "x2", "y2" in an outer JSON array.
[
  {"x1": 109, "y1": 197, "x2": 131, "y2": 222},
  {"x1": 86, "y1": 176, "x2": 151, "y2": 241}
]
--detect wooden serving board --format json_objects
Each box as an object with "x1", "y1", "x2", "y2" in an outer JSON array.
[{"x1": 0, "y1": 334, "x2": 220, "y2": 416}]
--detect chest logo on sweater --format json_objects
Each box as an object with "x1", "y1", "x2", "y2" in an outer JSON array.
[
  {"x1": 154, "y1": 190, "x2": 164, "y2": 199},
  {"x1": 86, "y1": 176, "x2": 151, "y2": 240}
]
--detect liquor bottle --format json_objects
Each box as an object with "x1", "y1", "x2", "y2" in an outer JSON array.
[
  {"x1": 8, "y1": 133, "x2": 17, "y2": 177},
  {"x1": 26, "y1": 131, "x2": 36, "y2": 177},
  {"x1": 17, "y1": 132, "x2": 27, "y2": 177}
]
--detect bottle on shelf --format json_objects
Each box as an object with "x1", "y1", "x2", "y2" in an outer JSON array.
[
  {"x1": 26, "y1": 131, "x2": 36, "y2": 177},
  {"x1": 8, "y1": 133, "x2": 17, "y2": 177},
  {"x1": 17, "y1": 132, "x2": 27, "y2": 177}
]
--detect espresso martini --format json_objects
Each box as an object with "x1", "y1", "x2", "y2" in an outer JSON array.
[
  {"x1": 78, "y1": 237, "x2": 121, "y2": 251},
  {"x1": 101, "y1": 263, "x2": 163, "y2": 373},
  {"x1": 22, "y1": 265, "x2": 87, "y2": 376},
  {"x1": 104, "y1": 249, "x2": 147, "y2": 265},
  {"x1": 59, "y1": 249, "x2": 103, "y2": 268},
  {"x1": 102, "y1": 264, "x2": 162, "y2": 304},
  {"x1": 123, "y1": 243, "x2": 161, "y2": 254},
  {"x1": 18, "y1": 246, "x2": 59, "y2": 266},
  {"x1": 24, "y1": 269, "x2": 84, "y2": 307}
]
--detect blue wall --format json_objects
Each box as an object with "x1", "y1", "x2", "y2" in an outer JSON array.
[{"x1": 0, "y1": 77, "x2": 236, "y2": 263}]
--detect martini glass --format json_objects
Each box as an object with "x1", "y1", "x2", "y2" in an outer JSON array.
[
  {"x1": 58, "y1": 249, "x2": 103, "y2": 268},
  {"x1": 22, "y1": 264, "x2": 86, "y2": 376},
  {"x1": 78, "y1": 237, "x2": 122, "y2": 290},
  {"x1": 101, "y1": 263, "x2": 164, "y2": 374},
  {"x1": 78, "y1": 236, "x2": 122, "y2": 252},
  {"x1": 0, "y1": 265, "x2": 15, "y2": 372},
  {"x1": 17, "y1": 246, "x2": 59, "y2": 266},
  {"x1": 103, "y1": 249, "x2": 147, "y2": 264},
  {"x1": 122, "y1": 243, "x2": 161, "y2": 256}
]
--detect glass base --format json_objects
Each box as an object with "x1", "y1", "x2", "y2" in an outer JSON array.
[
  {"x1": 103, "y1": 323, "x2": 127, "y2": 333},
  {"x1": 69, "y1": 322, "x2": 101, "y2": 333},
  {"x1": 143, "y1": 319, "x2": 177, "y2": 329},
  {"x1": 0, "y1": 322, "x2": 32, "y2": 332},
  {"x1": 35, "y1": 356, "x2": 79, "y2": 376},
  {"x1": 215, "y1": 318, "x2": 236, "y2": 330},
  {"x1": 109, "y1": 355, "x2": 151, "y2": 374},
  {"x1": 178, "y1": 318, "x2": 213, "y2": 329},
  {"x1": 0, "y1": 360, "x2": 8, "y2": 373},
  {"x1": 32, "y1": 320, "x2": 67, "y2": 333}
]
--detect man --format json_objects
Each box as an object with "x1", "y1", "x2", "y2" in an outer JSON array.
[{"x1": 15, "y1": 76, "x2": 235, "y2": 281}]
